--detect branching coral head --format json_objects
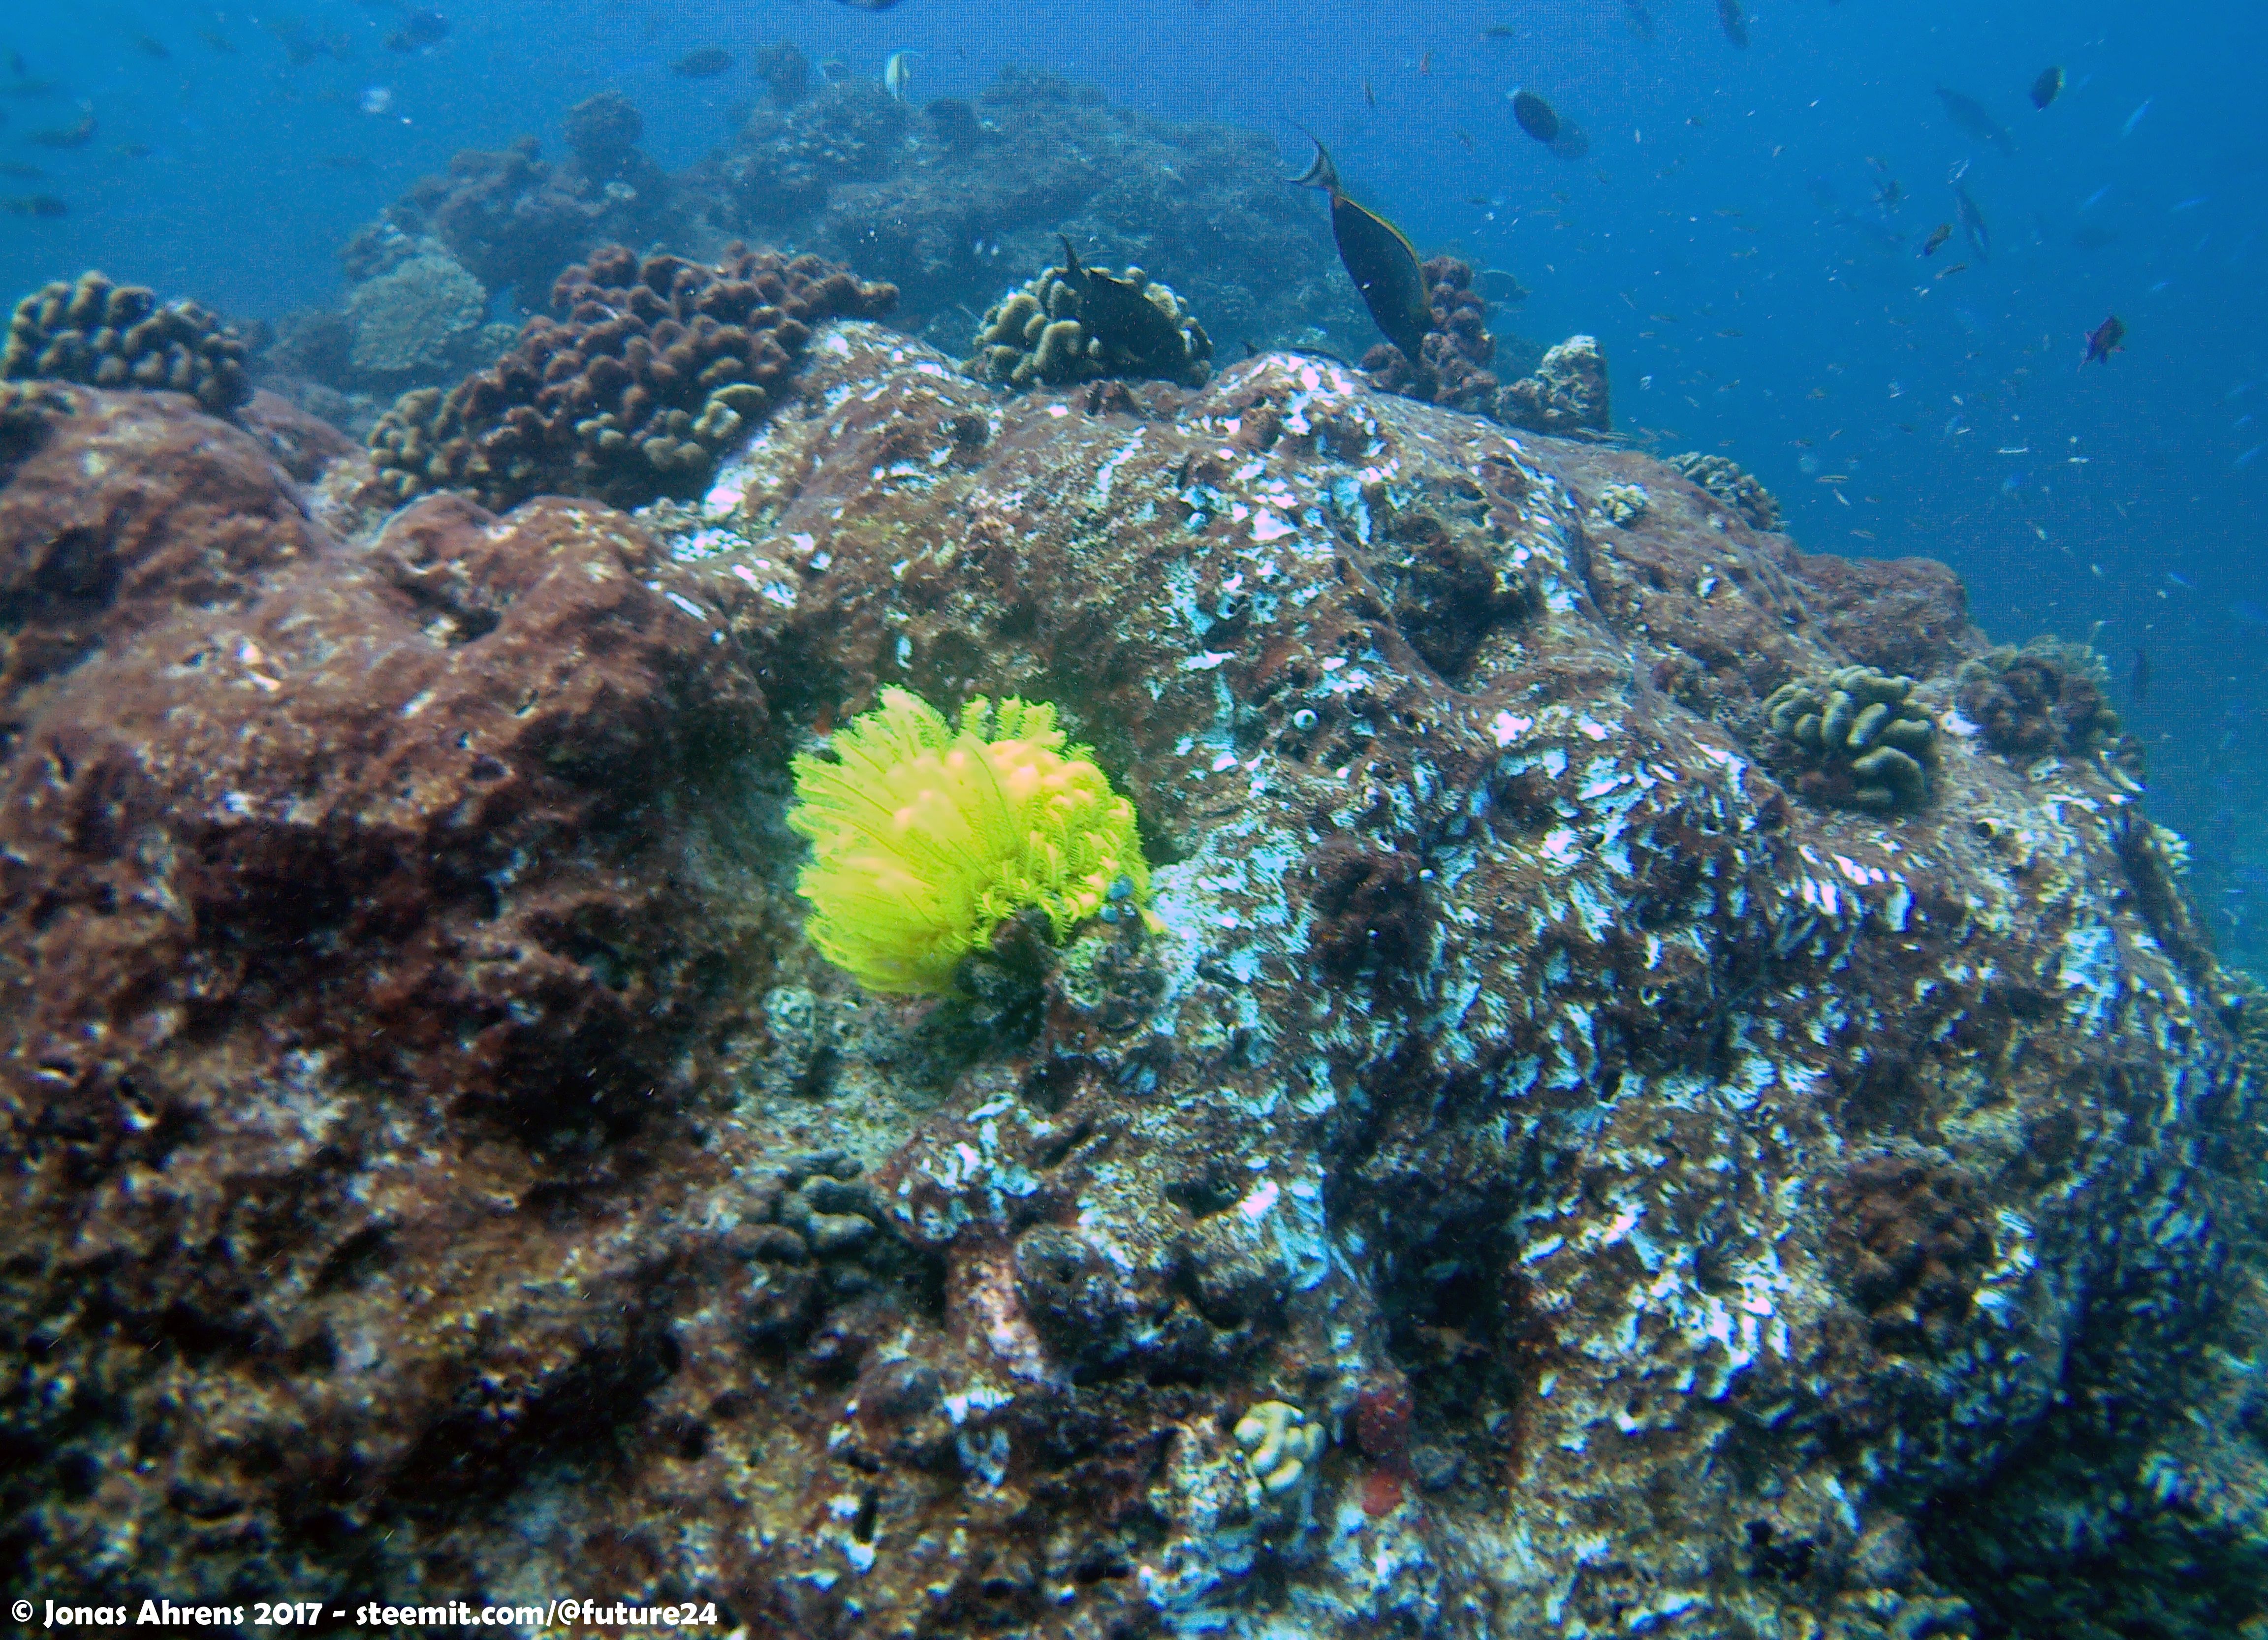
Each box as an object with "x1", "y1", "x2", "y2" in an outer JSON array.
[{"x1": 788, "y1": 688, "x2": 1153, "y2": 995}]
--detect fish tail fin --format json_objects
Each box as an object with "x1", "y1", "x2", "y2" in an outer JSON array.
[{"x1": 1289, "y1": 130, "x2": 1338, "y2": 194}]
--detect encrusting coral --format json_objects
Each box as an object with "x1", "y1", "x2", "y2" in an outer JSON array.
[
  {"x1": 787, "y1": 688, "x2": 1153, "y2": 995},
  {"x1": 1234, "y1": 1400, "x2": 1326, "y2": 1496},
  {"x1": 1591, "y1": 480, "x2": 1650, "y2": 528},
  {"x1": 965, "y1": 239, "x2": 1211, "y2": 389},
  {"x1": 1762, "y1": 664, "x2": 1939, "y2": 813},
  {"x1": 3, "y1": 270, "x2": 250, "y2": 414},
  {"x1": 343, "y1": 252, "x2": 490, "y2": 378},
  {"x1": 367, "y1": 242, "x2": 896, "y2": 511},
  {"x1": 1495, "y1": 333, "x2": 1609, "y2": 436}
]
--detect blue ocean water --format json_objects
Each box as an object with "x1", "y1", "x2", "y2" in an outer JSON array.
[{"x1": 3, "y1": 0, "x2": 2263, "y2": 957}]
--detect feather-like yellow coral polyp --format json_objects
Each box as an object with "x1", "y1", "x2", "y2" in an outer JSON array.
[{"x1": 788, "y1": 688, "x2": 1153, "y2": 995}]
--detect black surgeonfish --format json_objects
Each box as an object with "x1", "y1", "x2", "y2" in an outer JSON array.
[
  {"x1": 1289, "y1": 137, "x2": 1432, "y2": 364},
  {"x1": 2031, "y1": 65, "x2": 2064, "y2": 109},
  {"x1": 1511, "y1": 89, "x2": 1559, "y2": 144},
  {"x1": 2082, "y1": 314, "x2": 2125, "y2": 367},
  {"x1": 1056, "y1": 236, "x2": 1185, "y2": 362}
]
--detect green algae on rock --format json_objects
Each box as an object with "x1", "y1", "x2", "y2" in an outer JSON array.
[
  {"x1": 3, "y1": 269, "x2": 250, "y2": 413},
  {"x1": 963, "y1": 241, "x2": 1211, "y2": 389},
  {"x1": 1764, "y1": 663, "x2": 1940, "y2": 811}
]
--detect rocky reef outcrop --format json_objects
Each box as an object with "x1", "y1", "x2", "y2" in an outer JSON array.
[
  {"x1": 1, "y1": 333, "x2": 2263, "y2": 1640},
  {"x1": 365, "y1": 243, "x2": 896, "y2": 511},
  {"x1": 1495, "y1": 331, "x2": 1610, "y2": 436}
]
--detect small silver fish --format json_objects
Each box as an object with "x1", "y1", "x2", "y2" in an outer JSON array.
[{"x1": 883, "y1": 50, "x2": 914, "y2": 101}]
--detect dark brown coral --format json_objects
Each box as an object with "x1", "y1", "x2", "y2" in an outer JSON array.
[
  {"x1": 367, "y1": 243, "x2": 897, "y2": 512},
  {"x1": 3, "y1": 270, "x2": 250, "y2": 415},
  {"x1": 1956, "y1": 640, "x2": 2126, "y2": 760},
  {"x1": 1361, "y1": 256, "x2": 1499, "y2": 413}
]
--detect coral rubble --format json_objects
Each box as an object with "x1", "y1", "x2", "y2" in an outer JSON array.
[
  {"x1": 2, "y1": 334, "x2": 2262, "y2": 1640},
  {"x1": 963, "y1": 242, "x2": 1210, "y2": 388},
  {"x1": 1763, "y1": 663, "x2": 1940, "y2": 811},
  {"x1": 366, "y1": 242, "x2": 896, "y2": 510},
  {"x1": 3, "y1": 269, "x2": 250, "y2": 413},
  {"x1": 1670, "y1": 448, "x2": 1783, "y2": 532}
]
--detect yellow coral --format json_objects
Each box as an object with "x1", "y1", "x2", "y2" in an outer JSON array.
[{"x1": 788, "y1": 688, "x2": 1152, "y2": 995}]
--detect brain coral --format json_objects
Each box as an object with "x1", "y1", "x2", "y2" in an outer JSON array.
[
  {"x1": 367, "y1": 243, "x2": 897, "y2": 511},
  {"x1": 788, "y1": 689, "x2": 1152, "y2": 995},
  {"x1": 3, "y1": 270, "x2": 250, "y2": 414}
]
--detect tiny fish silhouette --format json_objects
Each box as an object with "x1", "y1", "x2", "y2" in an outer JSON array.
[{"x1": 2082, "y1": 314, "x2": 2125, "y2": 367}]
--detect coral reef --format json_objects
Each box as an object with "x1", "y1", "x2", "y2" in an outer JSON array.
[
  {"x1": 963, "y1": 243, "x2": 1210, "y2": 389},
  {"x1": 365, "y1": 243, "x2": 896, "y2": 511},
  {"x1": 387, "y1": 132, "x2": 663, "y2": 297},
  {"x1": 1670, "y1": 449, "x2": 1784, "y2": 532},
  {"x1": 342, "y1": 251, "x2": 489, "y2": 378},
  {"x1": 2, "y1": 270, "x2": 249, "y2": 413},
  {"x1": 755, "y1": 40, "x2": 811, "y2": 106},
  {"x1": 1494, "y1": 332, "x2": 1609, "y2": 436},
  {"x1": 562, "y1": 89, "x2": 643, "y2": 183},
  {"x1": 3, "y1": 336, "x2": 2262, "y2": 1640},
  {"x1": 1591, "y1": 479, "x2": 1649, "y2": 527},
  {"x1": 1358, "y1": 255, "x2": 1499, "y2": 413},
  {"x1": 1955, "y1": 635, "x2": 2130, "y2": 762},
  {"x1": 1763, "y1": 664, "x2": 1940, "y2": 811}
]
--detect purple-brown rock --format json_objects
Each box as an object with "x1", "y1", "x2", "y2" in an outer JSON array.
[{"x1": 1, "y1": 329, "x2": 2262, "y2": 1640}]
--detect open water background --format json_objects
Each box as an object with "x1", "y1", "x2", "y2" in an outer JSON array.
[{"x1": 2, "y1": 0, "x2": 2264, "y2": 962}]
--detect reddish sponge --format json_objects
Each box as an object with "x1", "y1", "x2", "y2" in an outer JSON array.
[{"x1": 369, "y1": 243, "x2": 896, "y2": 512}]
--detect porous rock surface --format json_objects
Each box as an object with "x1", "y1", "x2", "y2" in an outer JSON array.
[{"x1": 2, "y1": 328, "x2": 2264, "y2": 1639}]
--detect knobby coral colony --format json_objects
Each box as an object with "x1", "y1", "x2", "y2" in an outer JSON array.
[
  {"x1": 1359, "y1": 256, "x2": 1499, "y2": 412},
  {"x1": 965, "y1": 238, "x2": 1211, "y2": 389},
  {"x1": 1763, "y1": 666, "x2": 1939, "y2": 813},
  {"x1": 788, "y1": 690, "x2": 1153, "y2": 996},
  {"x1": 3, "y1": 270, "x2": 250, "y2": 413},
  {"x1": 368, "y1": 244, "x2": 896, "y2": 511}
]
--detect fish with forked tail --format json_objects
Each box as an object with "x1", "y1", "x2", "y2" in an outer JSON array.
[{"x1": 1289, "y1": 135, "x2": 1432, "y2": 365}]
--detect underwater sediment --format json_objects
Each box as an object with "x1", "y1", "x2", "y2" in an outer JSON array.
[{"x1": 0, "y1": 325, "x2": 2262, "y2": 1639}]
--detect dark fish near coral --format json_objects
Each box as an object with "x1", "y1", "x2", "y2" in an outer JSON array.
[
  {"x1": 1290, "y1": 136, "x2": 1433, "y2": 364},
  {"x1": 2, "y1": 193, "x2": 65, "y2": 217},
  {"x1": 28, "y1": 103, "x2": 94, "y2": 148},
  {"x1": 2129, "y1": 645, "x2": 2149, "y2": 706},
  {"x1": 2031, "y1": 65, "x2": 2064, "y2": 109},
  {"x1": 1477, "y1": 268, "x2": 1528, "y2": 304},
  {"x1": 1921, "y1": 221, "x2": 1952, "y2": 256},
  {"x1": 672, "y1": 47, "x2": 733, "y2": 78},
  {"x1": 1717, "y1": 0, "x2": 1749, "y2": 48},
  {"x1": 1511, "y1": 89, "x2": 1559, "y2": 145},
  {"x1": 1056, "y1": 236, "x2": 1186, "y2": 362},
  {"x1": 382, "y1": 9, "x2": 448, "y2": 52},
  {"x1": 1935, "y1": 86, "x2": 2015, "y2": 155},
  {"x1": 1954, "y1": 179, "x2": 1990, "y2": 261},
  {"x1": 2082, "y1": 314, "x2": 2125, "y2": 367}
]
